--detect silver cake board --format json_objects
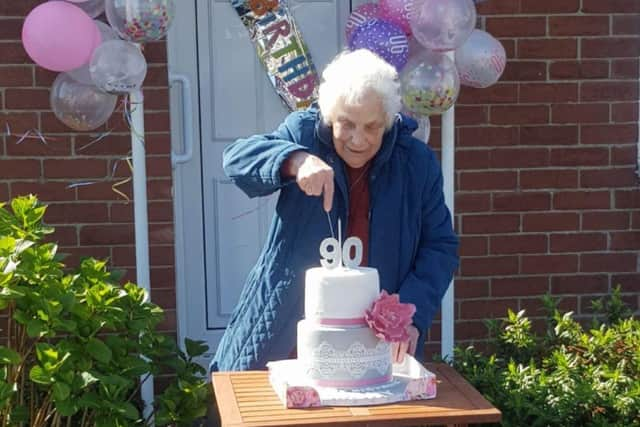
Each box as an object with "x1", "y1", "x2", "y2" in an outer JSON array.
[{"x1": 267, "y1": 355, "x2": 437, "y2": 408}]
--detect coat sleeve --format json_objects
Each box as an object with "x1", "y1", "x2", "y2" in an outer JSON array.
[
  {"x1": 397, "y1": 150, "x2": 460, "y2": 336},
  {"x1": 222, "y1": 112, "x2": 310, "y2": 198}
]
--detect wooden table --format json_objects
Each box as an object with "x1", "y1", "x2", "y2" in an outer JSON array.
[{"x1": 211, "y1": 363, "x2": 501, "y2": 427}]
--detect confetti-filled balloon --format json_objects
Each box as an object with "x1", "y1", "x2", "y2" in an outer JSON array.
[
  {"x1": 455, "y1": 29, "x2": 506, "y2": 88},
  {"x1": 349, "y1": 19, "x2": 409, "y2": 71},
  {"x1": 379, "y1": 0, "x2": 415, "y2": 36},
  {"x1": 106, "y1": 0, "x2": 175, "y2": 42},
  {"x1": 409, "y1": 0, "x2": 476, "y2": 52},
  {"x1": 50, "y1": 72, "x2": 118, "y2": 131},
  {"x1": 90, "y1": 40, "x2": 148, "y2": 93},
  {"x1": 400, "y1": 51, "x2": 460, "y2": 116},
  {"x1": 345, "y1": 3, "x2": 380, "y2": 43},
  {"x1": 68, "y1": 21, "x2": 119, "y2": 85}
]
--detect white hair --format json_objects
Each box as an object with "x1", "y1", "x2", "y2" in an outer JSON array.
[{"x1": 318, "y1": 49, "x2": 401, "y2": 129}]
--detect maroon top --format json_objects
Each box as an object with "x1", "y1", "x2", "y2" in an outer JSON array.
[{"x1": 346, "y1": 164, "x2": 370, "y2": 266}]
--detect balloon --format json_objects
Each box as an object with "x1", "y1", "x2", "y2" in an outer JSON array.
[
  {"x1": 349, "y1": 19, "x2": 409, "y2": 71},
  {"x1": 455, "y1": 29, "x2": 506, "y2": 88},
  {"x1": 50, "y1": 73, "x2": 118, "y2": 131},
  {"x1": 379, "y1": 0, "x2": 415, "y2": 36},
  {"x1": 345, "y1": 3, "x2": 380, "y2": 43},
  {"x1": 22, "y1": 1, "x2": 100, "y2": 72},
  {"x1": 409, "y1": 0, "x2": 476, "y2": 52},
  {"x1": 90, "y1": 40, "x2": 148, "y2": 93},
  {"x1": 74, "y1": 0, "x2": 106, "y2": 18},
  {"x1": 400, "y1": 51, "x2": 460, "y2": 116},
  {"x1": 68, "y1": 21, "x2": 120, "y2": 85},
  {"x1": 106, "y1": 0, "x2": 175, "y2": 42}
]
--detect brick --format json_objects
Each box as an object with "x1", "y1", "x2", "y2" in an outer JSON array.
[
  {"x1": 460, "y1": 299, "x2": 518, "y2": 320},
  {"x1": 551, "y1": 104, "x2": 609, "y2": 124},
  {"x1": 458, "y1": 127, "x2": 518, "y2": 148},
  {"x1": 0, "y1": 42, "x2": 31, "y2": 64},
  {"x1": 582, "y1": 0, "x2": 640, "y2": 13},
  {"x1": 553, "y1": 191, "x2": 610, "y2": 210},
  {"x1": 459, "y1": 171, "x2": 517, "y2": 191},
  {"x1": 145, "y1": 134, "x2": 171, "y2": 155},
  {"x1": 145, "y1": 65, "x2": 169, "y2": 87},
  {"x1": 459, "y1": 236, "x2": 488, "y2": 257},
  {"x1": 611, "y1": 274, "x2": 640, "y2": 292},
  {"x1": 43, "y1": 159, "x2": 108, "y2": 179},
  {"x1": 44, "y1": 225, "x2": 77, "y2": 246},
  {"x1": 611, "y1": 146, "x2": 637, "y2": 165},
  {"x1": 142, "y1": 88, "x2": 170, "y2": 110},
  {"x1": 550, "y1": 232, "x2": 608, "y2": 252},
  {"x1": 147, "y1": 179, "x2": 173, "y2": 200},
  {"x1": 75, "y1": 134, "x2": 130, "y2": 156},
  {"x1": 456, "y1": 84, "x2": 518, "y2": 104},
  {"x1": 149, "y1": 224, "x2": 174, "y2": 244},
  {"x1": 456, "y1": 149, "x2": 490, "y2": 169},
  {"x1": 1, "y1": 112, "x2": 39, "y2": 134},
  {"x1": 581, "y1": 82, "x2": 638, "y2": 102},
  {"x1": 549, "y1": 16, "x2": 610, "y2": 36},
  {"x1": 157, "y1": 310, "x2": 176, "y2": 332},
  {"x1": 5, "y1": 89, "x2": 49, "y2": 110},
  {"x1": 111, "y1": 246, "x2": 135, "y2": 267},
  {"x1": 476, "y1": 1, "x2": 520, "y2": 14},
  {"x1": 490, "y1": 105, "x2": 549, "y2": 125},
  {"x1": 522, "y1": 254, "x2": 578, "y2": 274},
  {"x1": 149, "y1": 201, "x2": 174, "y2": 222},
  {"x1": 0, "y1": 66, "x2": 33, "y2": 86},
  {"x1": 520, "y1": 83, "x2": 578, "y2": 103},
  {"x1": 501, "y1": 61, "x2": 547, "y2": 82},
  {"x1": 45, "y1": 203, "x2": 109, "y2": 224},
  {"x1": 523, "y1": 212, "x2": 579, "y2": 232},
  {"x1": 612, "y1": 102, "x2": 638, "y2": 123},
  {"x1": 520, "y1": 125, "x2": 578, "y2": 145},
  {"x1": 611, "y1": 59, "x2": 639, "y2": 79},
  {"x1": 10, "y1": 181, "x2": 76, "y2": 202},
  {"x1": 492, "y1": 276, "x2": 549, "y2": 297},
  {"x1": 455, "y1": 106, "x2": 488, "y2": 126},
  {"x1": 6, "y1": 137, "x2": 73, "y2": 156},
  {"x1": 490, "y1": 234, "x2": 547, "y2": 254},
  {"x1": 486, "y1": 17, "x2": 547, "y2": 37},
  {"x1": 610, "y1": 231, "x2": 640, "y2": 250},
  {"x1": 581, "y1": 167, "x2": 638, "y2": 188},
  {"x1": 520, "y1": 169, "x2": 578, "y2": 189},
  {"x1": 80, "y1": 224, "x2": 134, "y2": 245},
  {"x1": 521, "y1": 296, "x2": 578, "y2": 316},
  {"x1": 0, "y1": 183, "x2": 8, "y2": 202},
  {"x1": 114, "y1": 246, "x2": 174, "y2": 267},
  {"x1": 581, "y1": 124, "x2": 637, "y2": 145},
  {"x1": 493, "y1": 192, "x2": 551, "y2": 212},
  {"x1": 633, "y1": 212, "x2": 640, "y2": 228},
  {"x1": 75, "y1": 181, "x2": 131, "y2": 202},
  {"x1": 454, "y1": 321, "x2": 488, "y2": 340},
  {"x1": 0, "y1": 0, "x2": 40, "y2": 15},
  {"x1": 455, "y1": 279, "x2": 489, "y2": 298},
  {"x1": 0, "y1": 18, "x2": 22, "y2": 40},
  {"x1": 59, "y1": 246, "x2": 111, "y2": 267},
  {"x1": 523, "y1": 0, "x2": 580, "y2": 12},
  {"x1": 549, "y1": 60, "x2": 609, "y2": 80},
  {"x1": 34, "y1": 68, "x2": 57, "y2": 86},
  {"x1": 462, "y1": 214, "x2": 520, "y2": 234},
  {"x1": 143, "y1": 42, "x2": 168, "y2": 64},
  {"x1": 582, "y1": 37, "x2": 640, "y2": 58},
  {"x1": 551, "y1": 274, "x2": 609, "y2": 294},
  {"x1": 582, "y1": 211, "x2": 630, "y2": 230},
  {"x1": 463, "y1": 255, "x2": 520, "y2": 276},
  {"x1": 519, "y1": 39, "x2": 577, "y2": 59},
  {"x1": 490, "y1": 148, "x2": 548, "y2": 168},
  {"x1": 150, "y1": 266, "x2": 175, "y2": 289},
  {"x1": 0, "y1": 159, "x2": 40, "y2": 178},
  {"x1": 150, "y1": 288, "x2": 176, "y2": 309},
  {"x1": 615, "y1": 190, "x2": 640, "y2": 209},
  {"x1": 456, "y1": 193, "x2": 491, "y2": 213},
  {"x1": 549, "y1": 148, "x2": 608, "y2": 167},
  {"x1": 580, "y1": 252, "x2": 638, "y2": 272},
  {"x1": 613, "y1": 14, "x2": 640, "y2": 35}
]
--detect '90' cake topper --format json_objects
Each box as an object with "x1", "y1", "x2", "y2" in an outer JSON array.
[{"x1": 320, "y1": 219, "x2": 363, "y2": 269}]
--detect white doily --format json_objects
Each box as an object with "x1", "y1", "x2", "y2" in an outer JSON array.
[{"x1": 309, "y1": 341, "x2": 391, "y2": 378}]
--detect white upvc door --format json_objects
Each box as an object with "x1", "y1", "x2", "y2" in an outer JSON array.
[{"x1": 168, "y1": 0, "x2": 352, "y2": 365}]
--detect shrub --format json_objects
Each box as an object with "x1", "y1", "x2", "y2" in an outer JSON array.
[
  {"x1": 0, "y1": 195, "x2": 211, "y2": 426},
  {"x1": 451, "y1": 291, "x2": 640, "y2": 427}
]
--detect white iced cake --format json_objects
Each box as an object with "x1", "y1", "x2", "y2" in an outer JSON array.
[{"x1": 297, "y1": 266, "x2": 392, "y2": 388}]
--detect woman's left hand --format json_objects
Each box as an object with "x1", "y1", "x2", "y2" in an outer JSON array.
[{"x1": 392, "y1": 325, "x2": 419, "y2": 364}]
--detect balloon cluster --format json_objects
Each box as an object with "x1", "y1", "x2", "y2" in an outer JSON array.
[
  {"x1": 346, "y1": 0, "x2": 506, "y2": 137},
  {"x1": 21, "y1": 0, "x2": 175, "y2": 131}
]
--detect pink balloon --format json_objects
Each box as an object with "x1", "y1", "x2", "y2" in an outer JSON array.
[
  {"x1": 379, "y1": 0, "x2": 414, "y2": 36},
  {"x1": 345, "y1": 3, "x2": 380, "y2": 43},
  {"x1": 22, "y1": 1, "x2": 100, "y2": 72},
  {"x1": 66, "y1": 0, "x2": 91, "y2": 2}
]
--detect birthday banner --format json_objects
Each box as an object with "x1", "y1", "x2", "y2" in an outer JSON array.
[{"x1": 231, "y1": 0, "x2": 319, "y2": 111}]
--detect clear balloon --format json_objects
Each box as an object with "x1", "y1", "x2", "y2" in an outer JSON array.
[
  {"x1": 90, "y1": 40, "x2": 148, "y2": 93},
  {"x1": 68, "y1": 21, "x2": 120, "y2": 85},
  {"x1": 455, "y1": 29, "x2": 506, "y2": 88},
  {"x1": 349, "y1": 19, "x2": 409, "y2": 71},
  {"x1": 345, "y1": 3, "x2": 380, "y2": 43},
  {"x1": 74, "y1": 0, "x2": 106, "y2": 18},
  {"x1": 400, "y1": 51, "x2": 460, "y2": 116},
  {"x1": 22, "y1": 1, "x2": 100, "y2": 72},
  {"x1": 379, "y1": 0, "x2": 415, "y2": 36},
  {"x1": 106, "y1": 0, "x2": 175, "y2": 43},
  {"x1": 50, "y1": 72, "x2": 118, "y2": 131},
  {"x1": 409, "y1": 0, "x2": 476, "y2": 52}
]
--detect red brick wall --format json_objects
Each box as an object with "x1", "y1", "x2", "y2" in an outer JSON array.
[{"x1": 1, "y1": 1, "x2": 639, "y2": 355}]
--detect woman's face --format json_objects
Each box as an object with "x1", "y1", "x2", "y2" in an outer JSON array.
[{"x1": 331, "y1": 91, "x2": 387, "y2": 169}]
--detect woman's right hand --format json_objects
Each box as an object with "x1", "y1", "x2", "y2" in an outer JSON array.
[{"x1": 282, "y1": 151, "x2": 334, "y2": 212}]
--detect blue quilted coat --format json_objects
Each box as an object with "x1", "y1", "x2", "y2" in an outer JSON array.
[{"x1": 210, "y1": 109, "x2": 459, "y2": 372}]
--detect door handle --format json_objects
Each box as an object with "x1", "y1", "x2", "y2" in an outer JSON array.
[{"x1": 170, "y1": 73, "x2": 194, "y2": 168}]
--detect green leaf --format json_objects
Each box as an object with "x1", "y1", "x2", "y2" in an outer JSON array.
[
  {"x1": 0, "y1": 347, "x2": 21, "y2": 365},
  {"x1": 26, "y1": 319, "x2": 48, "y2": 338},
  {"x1": 185, "y1": 338, "x2": 209, "y2": 358},
  {"x1": 29, "y1": 366, "x2": 53, "y2": 385},
  {"x1": 55, "y1": 397, "x2": 78, "y2": 417},
  {"x1": 112, "y1": 401, "x2": 140, "y2": 420},
  {"x1": 8, "y1": 404, "x2": 28, "y2": 424},
  {"x1": 87, "y1": 337, "x2": 112, "y2": 364},
  {"x1": 52, "y1": 381, "x2": 71, "y2": 401}
]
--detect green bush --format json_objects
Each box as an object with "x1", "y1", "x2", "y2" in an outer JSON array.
[
  {"x1": 451, "y1": 291, "x2": 640, "y2": 427},
  {"x1": 0, "y1": 196, "x2": 211, "y2": 426}
]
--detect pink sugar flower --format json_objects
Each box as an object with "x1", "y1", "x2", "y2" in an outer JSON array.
[
  {"x1": 286, "y1": 386, "x2": 320, "y2": 408},
  {"x1": 365, "y1": 290, "x2": 416, "y2": 343}
]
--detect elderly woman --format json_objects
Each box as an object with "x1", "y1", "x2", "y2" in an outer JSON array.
[{"x1": 211, "y1": 49, "x2": 459, "y2": 372}]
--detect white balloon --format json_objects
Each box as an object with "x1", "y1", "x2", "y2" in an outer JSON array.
[
  {"x1": 106, "y1": 0, "x2": 175, "y2": 43},
  {"x1": 455, "y1": 29, "x2": 506, "y2": 88},
  {"x1": 68, "y1": 20, "x2": 119, "y2": 85},
  {"x1": 410, "y1": 0, "x2": 476, "y2": 52},
  {"x1": 90, "y1": 40, "x2": 148, "y2": 93}
]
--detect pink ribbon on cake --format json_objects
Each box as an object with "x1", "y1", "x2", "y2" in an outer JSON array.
[{"x1": 316, "y1": 317, "x2": 367, "y2": 327}]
